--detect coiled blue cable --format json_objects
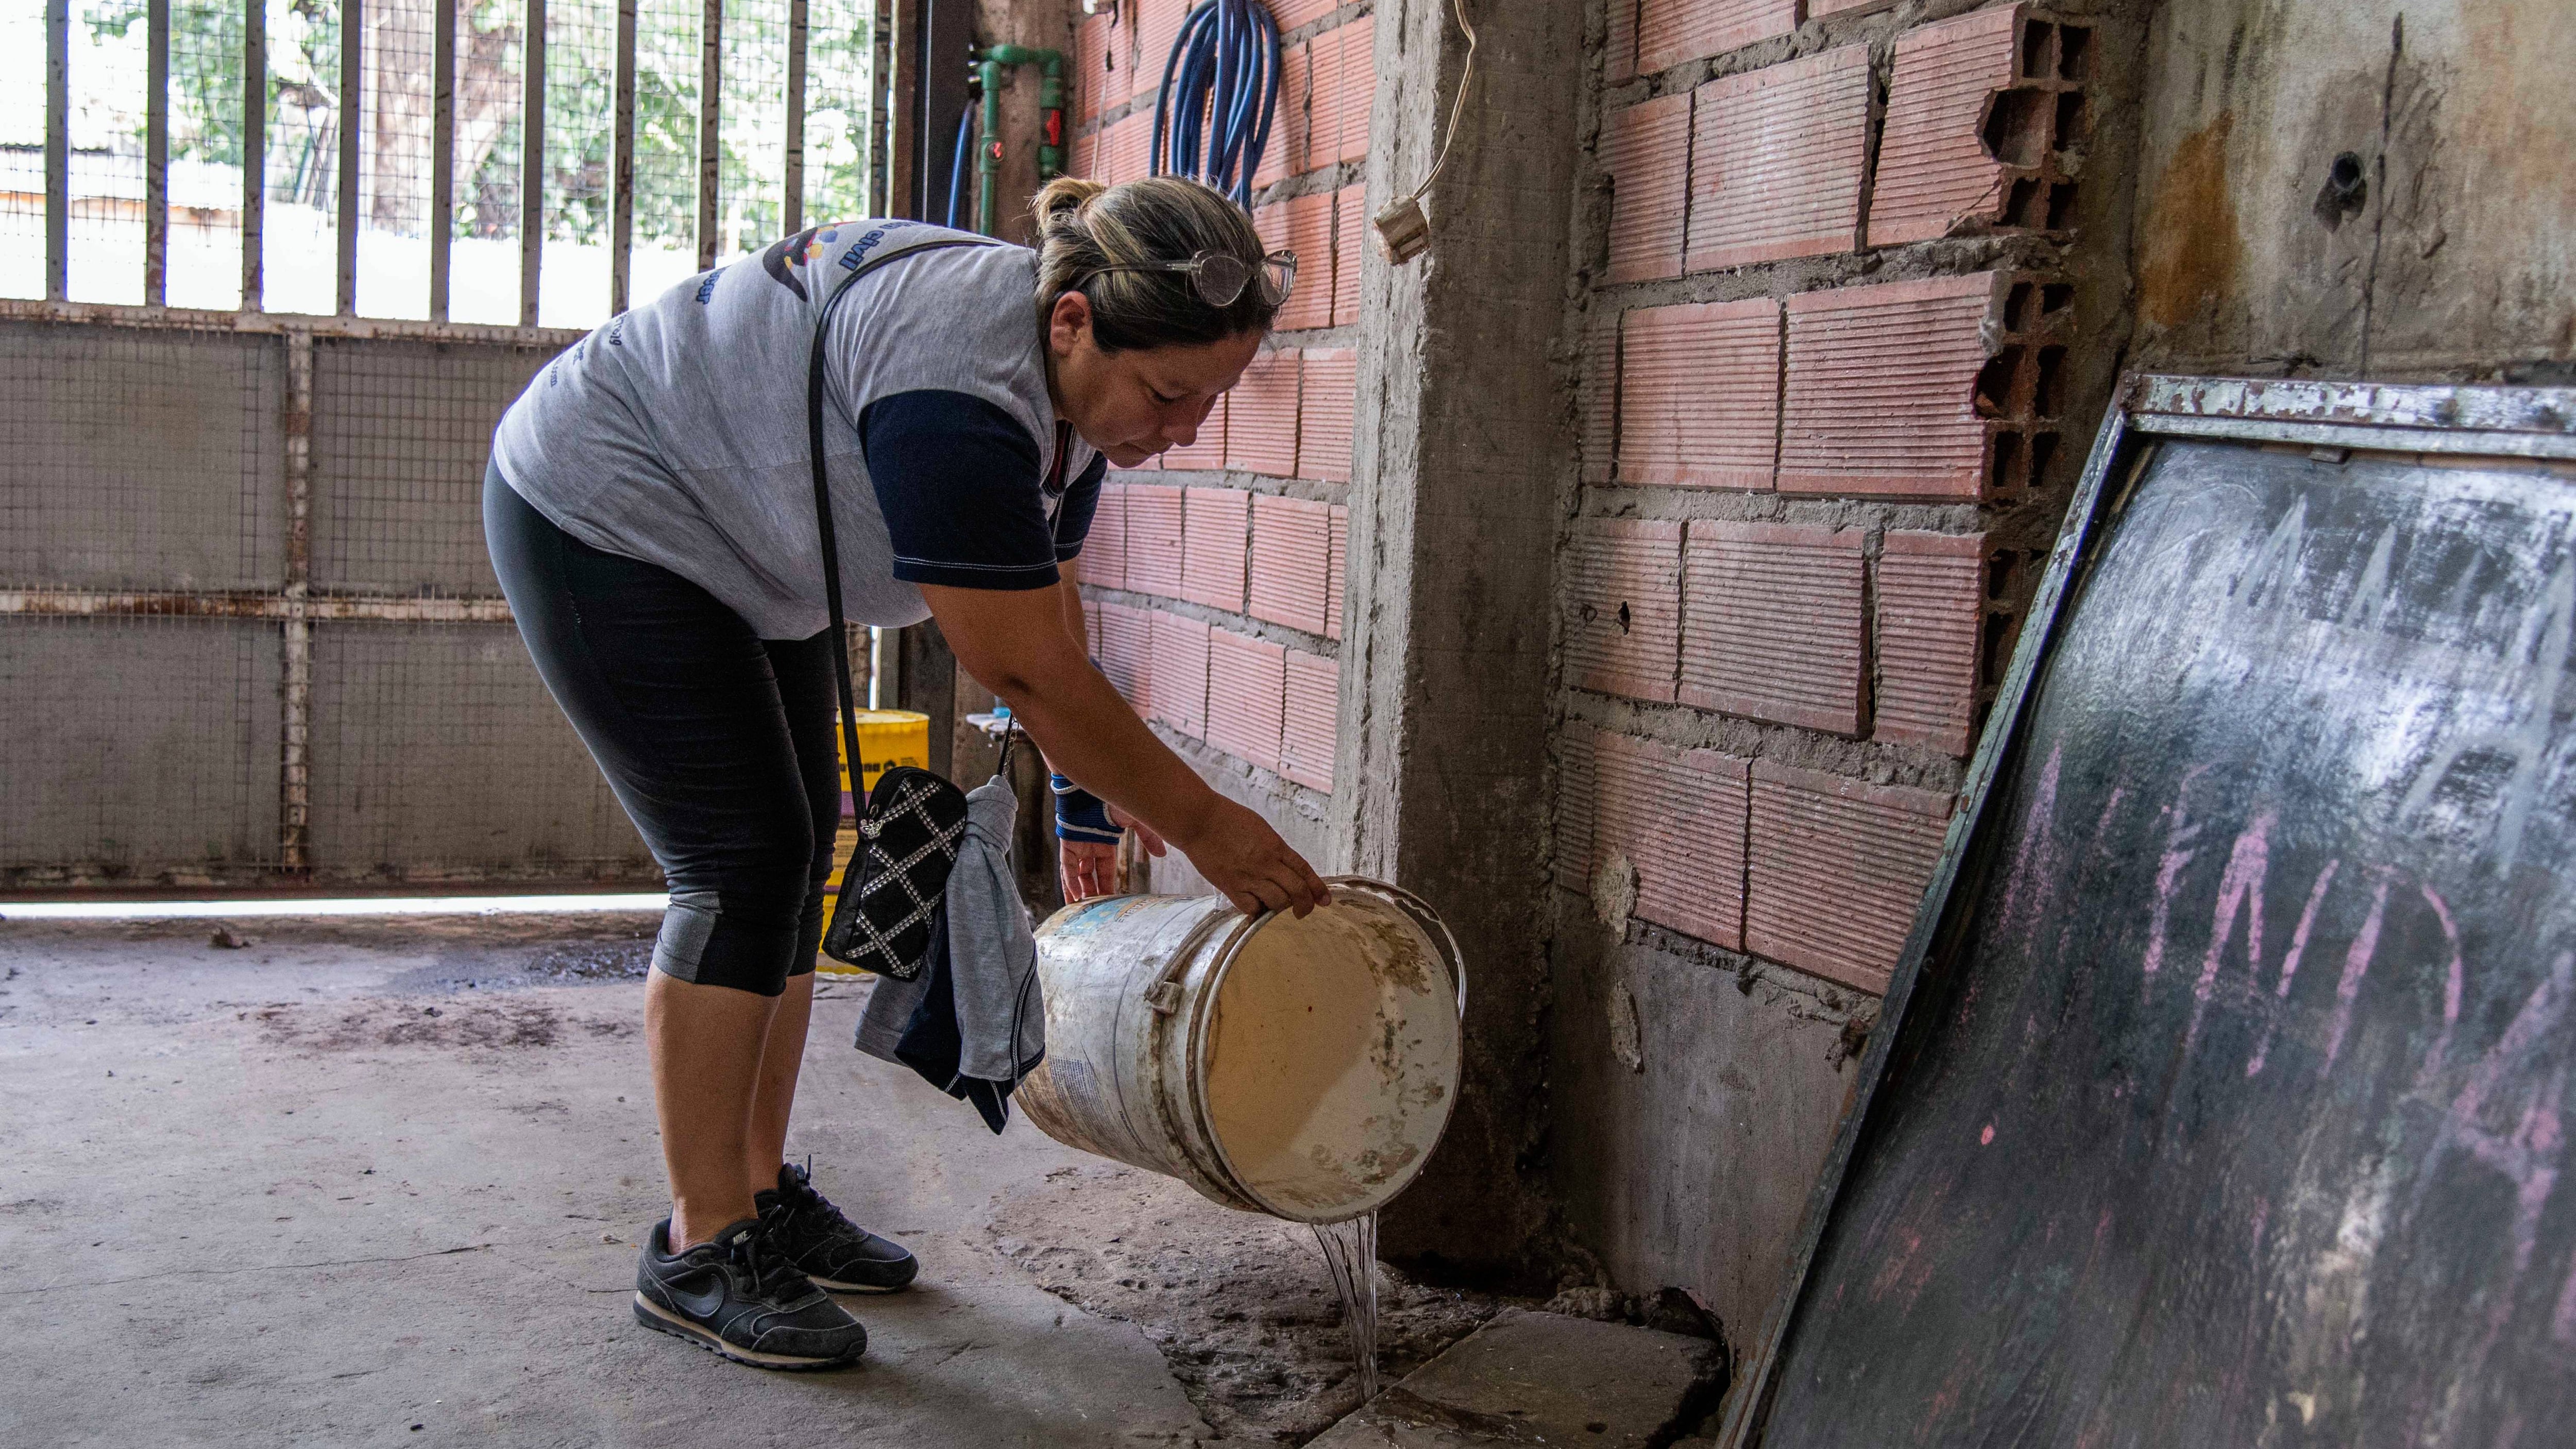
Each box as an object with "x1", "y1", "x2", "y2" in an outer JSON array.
[{"x1": 1150, "y1": 0, "x2": 1280, "y2": 209}]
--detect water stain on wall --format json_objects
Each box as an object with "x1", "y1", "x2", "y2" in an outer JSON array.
[{"x1": 2136, "y1": 110, "x2": 2242, "y2": 333}]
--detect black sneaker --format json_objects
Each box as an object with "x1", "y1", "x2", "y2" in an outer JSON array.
[
  {"x1": 632, "y1": 1213, "x2": 869, "y2": 1370},
  {"x1": 756, "y1": 1161, "x2": 921, "y2": 1294}
]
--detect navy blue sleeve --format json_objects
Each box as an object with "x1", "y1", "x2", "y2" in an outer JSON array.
[
  {"x1": 1055, "y1": 454, "x2": 1106, "y2": 564},
  {"x1": 860, "y1": 389, "x2": 1061, "y2": 591}
]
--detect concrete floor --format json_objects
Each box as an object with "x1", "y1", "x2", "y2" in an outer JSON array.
[{"x1": 0, "y1": 912, "x2": 1261, "y2": 1447}]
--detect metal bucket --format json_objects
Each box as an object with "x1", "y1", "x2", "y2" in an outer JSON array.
[{"x1": 1016, "y1": 877, "x2": 1466, "y2": 1223}]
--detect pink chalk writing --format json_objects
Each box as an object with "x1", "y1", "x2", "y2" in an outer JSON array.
[
  {"x1": 2246, "y1": 859, "x2": 2339, "y2": 1078},
  {"x1": 2139, "y1": 765, "x2": 2213, "y2": 996},
  {"x1": 2407, "y1": 952, "x2": 2572, "y2": 1436},
  {"x1": 2184, "y1": 813, "x2": 2274, "y2": 1058},
  {"x1": 2319, "y1": 874, "x2": 2392, "y2": 1073},
  {"x1": 2414, "y1": 885, "x2": 2465, "y2": 1093}
]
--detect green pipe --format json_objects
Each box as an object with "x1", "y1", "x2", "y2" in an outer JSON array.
[{"x1": 972, "y1": 45, "x2": 1066, "y2": 235}]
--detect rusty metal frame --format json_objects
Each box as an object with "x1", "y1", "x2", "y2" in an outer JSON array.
[
  {"x1": 0, "y1": 298, "x2": 588, "y2": 347},
  {"x1": 0, "y1": 307, "x2": 560, "y2": 889},
  {"x1": 784, "y1": 0, "x2": 808, "y2": 235},
  {"x1": 520, "y1": 0, "x2": 548, "y2": 326},
  {"x1": 2125, "y1": 374, "x2": 2576, "y2": 459},
  {"x1": 697, "y1": 0, "x2": 724, "y2": 268},
  {"x1": 146, "y1": 0, "x2": 171, "y2": 306},
  {"x1": 11, "y1": 2, "x2": 895, "y2": 889},
  {"x1": 44, "y1": 0, "x2": 68, "y2": 300},
  {"x1": 431, "y1": 0, "x2": 458, "y2": 320},
  {"x1": 243, "y1": 0, "x2": 266, "y2": 309},
  {"x1": 0, "y1": 590, "x2": 518, "y2": 623},
  {"x1": 338, "y1": 0, "x2": 364, "y2": 315},
  {"x1": 611, "y1": 0, "x2": 639, "y2": 313},
  {"x1": 1715, "y1": 374, "x2": 2576, "y2": 1447}
]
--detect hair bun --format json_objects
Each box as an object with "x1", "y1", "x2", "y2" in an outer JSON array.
[{"x1": 1033, "y1": 177, "x2": 1107, "y2": 226}]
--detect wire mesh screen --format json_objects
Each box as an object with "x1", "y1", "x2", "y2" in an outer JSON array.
[
  {"x1": 802, "y1": 0, "x2": 871, "y2": 227},
  {"x1": 307, "y1": 622, "x2": 651, "y2": 881},
  {"x1": 716, "y1": 0, "x2": 786, "y2": 260},
  {"x1": 0, "y1": 617, "x2": 284, "y2": 884},
  {"x1": 630, "y1": 0, "x2": 702, "y2": 301},
  {"x1": 52, "y1": 1, "x2": 149, "y2": 305},
  {"x1": 0, "y1": 319, "x2": 283, "y2": 590},
  {"x1": 0, "y1": 6, "x2": 41, "y2": 300},
  {"x1": 310, "y1": 336, "x2": 554, "y2": 595},
  {"x1": 357, "y1": 0, "x2": 438, "y2": 318},
  {"x1": 540, "y1": 0, "x2": 616, "y2": 328},
  {"x1": 451, "y1": 0, "x2": 526, "y2": 325},
  {"x1": 168, "y1": 0, "x2": 247, "y2": 310},
  {"x1": 261, "y1": 0, "x2": 342, "y2": 315}
]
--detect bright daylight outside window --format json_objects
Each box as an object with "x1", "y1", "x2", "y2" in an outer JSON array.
[{"x1": 2, "y1": 0, "x2": 880, "y2": 328}]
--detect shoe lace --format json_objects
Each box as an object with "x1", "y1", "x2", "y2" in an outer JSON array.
[
  {"x1": 738, "y1": 1202, "x2": 819, "y2": 1301},
  {"x1": 781, "y1": 1155, "x2": 854, "y2": 1235}
]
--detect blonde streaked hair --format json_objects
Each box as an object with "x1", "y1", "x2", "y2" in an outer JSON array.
[{"x1": 1032, "y1": 175, "x2": 1277, "y2": 351}]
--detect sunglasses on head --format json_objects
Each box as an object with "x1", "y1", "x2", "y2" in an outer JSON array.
[{"x1": 1077, "y1": 249, "x2": 1298, "y2": 310}]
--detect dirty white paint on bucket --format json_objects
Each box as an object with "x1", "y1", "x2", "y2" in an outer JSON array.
[{"x1": 1017, "y1": 878, "x2": 1465, "y2": 1224}]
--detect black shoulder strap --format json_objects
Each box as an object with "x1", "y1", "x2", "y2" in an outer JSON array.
[{"x1": 807, "y1": 233, "x2": 1000, "y2": 804}]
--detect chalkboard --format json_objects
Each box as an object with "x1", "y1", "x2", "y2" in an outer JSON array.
[{"x1": 1731, "y1": 379, "x2": 2576, "y2": 1447}]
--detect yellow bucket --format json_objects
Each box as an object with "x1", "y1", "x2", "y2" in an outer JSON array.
[
  {"x1": 824, "y1": 709, "x2": 930, "y2": 894},
  {"x1": 819, "y1": 710, "x2": 931, "y2": 976}
]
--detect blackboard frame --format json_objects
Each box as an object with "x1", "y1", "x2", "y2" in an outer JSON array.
[{"x1": 1716, "y1": 373, "x2": 2576, "y2": 1447}]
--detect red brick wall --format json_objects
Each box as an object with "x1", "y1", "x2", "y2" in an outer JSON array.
[
  {"x1": 1065, "y1": 0, "x2": 1371, "y2": 803},
  {"x1": 1561, "y1": 0, "x2": 2096, "y2": 995}
]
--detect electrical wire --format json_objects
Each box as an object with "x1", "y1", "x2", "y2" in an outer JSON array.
[
  {"x1": 1400, "y1": 0, "x2": 1478, "y2": 205},
  {"x1": 946, "y1": 106, "x2": 976, "y2": 231},
  {"x1": 1150, "y1": 0, "x2": 1280, "y2": 208}
]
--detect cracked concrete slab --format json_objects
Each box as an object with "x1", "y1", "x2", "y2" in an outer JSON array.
[
  {"x1": 1306, "y1": 1308, "x2": 1724, "y2": 1448},
  {"x1": 0, "y1": 915, "x2": 1230, "y2": 1447}
]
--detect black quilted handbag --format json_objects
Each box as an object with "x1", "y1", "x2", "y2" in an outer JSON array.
[{"x1": 823, "y1": 763, "x2": 967, "y2": 979}]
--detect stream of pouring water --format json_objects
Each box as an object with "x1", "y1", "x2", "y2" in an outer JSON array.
[{"x1": 1309, "y1": 1211, "x2": 1381, "y2": 1401}]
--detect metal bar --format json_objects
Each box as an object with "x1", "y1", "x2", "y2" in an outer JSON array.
[
  {"x1": 0, "y1": 590, "x2": 517, "y2": 623},
  {"x1": 520, "y1": 0, "x2": 547, "y2": 327},
  {"x1": 697, "y1": 0, "x2": 723, "y2": 267},
  {"x1": 0, "y1": 295, "x2": 590, "y2": 345},
  {"x1": 870, "y1": 0, "x2": 893, "y2": 214},
  {"x1": 610, "y1": 0, "x2": 637, "y2": 314},
  {"x1": 886, "y1": 0, "x2": 916, "y2": 217},
  {"x1": 431, "y1": 0, "x2": 456, "y2": 320},
  {"x1": 280, "y1": 328, "x2": 316, "y2": 875},
  {"x1": 2126, "y1": 373, "x2": 2576, "y2": 442},
  {"x1": 243, "y1": 0, "x2": 265, "y2": 310},
  {"x1": 44, "y1": 0, "x2": 69, "y2": 301},
  {"x1": 338, "y1": 0, "x2": 362, "y2": 314},
  {"x1": 146, "y1": 0, "x2": 170, "y2": 306},
  {"x1": 784, "y1": 0, "x2": 808, "y2": 236},
  {"x1": 2130, "y1": 414, "x2": 2576, "y2": 462}
]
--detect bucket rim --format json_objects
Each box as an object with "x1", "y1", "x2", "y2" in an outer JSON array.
[{"x1": 1189, "y1": 881, "x2": 1466, "y2": 1224}]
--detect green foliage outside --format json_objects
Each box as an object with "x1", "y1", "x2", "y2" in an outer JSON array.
[{"x1": 83, "y1": 0, "x2": 870, "y2": 248}]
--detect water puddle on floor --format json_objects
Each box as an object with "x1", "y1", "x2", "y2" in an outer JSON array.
[{"x1": 1309, "y1": 1211, "x2": 1381, "y2": 1401}]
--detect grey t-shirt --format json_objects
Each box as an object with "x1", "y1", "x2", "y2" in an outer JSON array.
[{"x1": 492, "y1": 221, "x2": 1105, "y2": 640}]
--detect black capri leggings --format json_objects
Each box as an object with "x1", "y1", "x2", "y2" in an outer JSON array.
[{"x1": 483, "y1": 464, "x2": 839, "y2": 996}]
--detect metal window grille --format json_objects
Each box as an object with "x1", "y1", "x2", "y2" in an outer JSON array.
[
  {"x1": 1, "y1": 3, "x2": 884, "y2": 892},
  {"x1": 5, "y1": 0, "x2": 884, "y2": 319}
]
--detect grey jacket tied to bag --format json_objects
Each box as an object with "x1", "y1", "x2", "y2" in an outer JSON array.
[{"x1": 855, "y1": 776, "x2": 1046, "y2": 1129}]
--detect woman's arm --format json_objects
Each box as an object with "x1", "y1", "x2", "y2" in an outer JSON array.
[{"x1": 920, "y1": 580, "x2": 1329, "y2": 917}]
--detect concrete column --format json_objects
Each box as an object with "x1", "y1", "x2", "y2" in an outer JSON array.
[{"x1": 1333, "y1": 0, "x2": 1585, "y2": 1283}]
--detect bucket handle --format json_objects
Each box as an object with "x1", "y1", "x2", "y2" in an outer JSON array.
[
  {"x1": 1142, "y1": 904, "x2": 1255, "y2": 1015},
  {"x1": 1325, "y1": 876, "x2": 1469, "y2": 1024}
]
